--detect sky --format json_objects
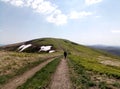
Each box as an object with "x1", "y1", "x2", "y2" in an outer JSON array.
[{"x1": 0, "y1": 0, "x2": 120, "y2": 46}]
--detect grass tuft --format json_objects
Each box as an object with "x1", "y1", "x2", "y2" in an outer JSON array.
[
  {"x1": 17, "y1": 58, "x2": 60, "y2": 89},
  {"x1": 68, "y1": 57, "x2": 96, "y2": 89}
]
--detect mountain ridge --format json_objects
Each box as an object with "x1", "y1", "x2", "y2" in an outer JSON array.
[
  {"x1": 89, "y1": 45, "x2": 120, "y2": 56},
  {"x1": 0, "y1": 38, "x2": 119, "y2": 58}
]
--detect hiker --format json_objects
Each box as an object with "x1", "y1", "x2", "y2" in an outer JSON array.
[{"x1": 64, "y1": 51, "x2": 67, "y2": 59}]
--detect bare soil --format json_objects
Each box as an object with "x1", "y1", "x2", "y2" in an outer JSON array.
[
  {"x1": 49, "y1": 59, "x2": 72, "y2": 89},
  {"x1": 0, "y1": 58, "x2": 55, "y2": 89},
  {"x1": 97, "y1": 56, "x2": 120, "y2": 67}
]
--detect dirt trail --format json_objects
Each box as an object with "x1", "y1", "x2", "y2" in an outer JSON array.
[
  {"x1": 49, "y1": 59, "x2": 72, "y2": 89},
  {"x1": 1, "y1": 58, "x2": 56, "y2": 89}
]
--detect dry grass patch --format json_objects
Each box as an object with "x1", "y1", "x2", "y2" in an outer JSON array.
[
  {"x1": 97, "y1": 56, "x2": 120, "y2": 67},
  {"x1": 0, "y1": 51, "x2": 61, "y2": 85}
]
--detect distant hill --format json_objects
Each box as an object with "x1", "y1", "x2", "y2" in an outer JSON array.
[
  {"x1": 89, "y1": 45, "x2": 120, "y2": 56},
  {"x1": 1, "y1": 38, "x2": 119, "y2": 57},
  {"x1": 0, "y1": 38, "x2": 81, "y2": 53},
  {"x1": 0, "y1": 44, "x2": 4, "y2": 46},
  {"x1": 1, "y1": 38, "x2": 120, "y2": 89}
]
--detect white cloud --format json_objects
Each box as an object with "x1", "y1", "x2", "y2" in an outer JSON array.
[
  {"x1": 10, "y1": 0, "x2": 24, "y2": 7},
  {"x1": 69, "y1": 11, "x2": 93, "y2": 19},
  {"x1": 0, "y1": 0, "x2": 95, "y2": 25},
  {"x1": 1, "y1": 0, "x2": 67, "y2": 25},
  {"x1": 35, "y1": 1, "x2": 57, "y2": 14},
  {"x1": 111, "y1": 30, "x2": 120, "y2": 33},
  {"x1": 95, "y1": 15, "x2": 101, "y2": 18},
  {"x1": 31, "y1": 0, "x2": 43, "y2": 9},
  {"x1": 31, "y1": 0, "x2": 67, "y2": 25},
  {"x1": 46, "y1": 10, "x2": 68, "y2": 25},
  {"x1": 85, "y1": 0, "x2": 102, "y2": 5},
  {"x1": 1, "y1": 0, "x2": 24, "y2": 7},
  {"x1": 0, "y1": 0, "x2": 10, "y2": 2},
  {"x1": 25, "y1": 0, "x2": 34, "y2": 7}
]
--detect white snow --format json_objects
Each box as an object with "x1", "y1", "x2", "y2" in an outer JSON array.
[
  {"x1": 18, "y1": 44, "x2": 32, "y2": 52},
  {"x1": 18, "y1": 45, "x2": 54, "y2": 53},
  {"x1": 39, "y1": 46, "x2": 52, "y2": 52},
  {"x1": 18, "y1": 45, "x2": 25, "y2": 50},
  {"x1": 49, "y1": 50, "x2": 55, "y2": 53}
]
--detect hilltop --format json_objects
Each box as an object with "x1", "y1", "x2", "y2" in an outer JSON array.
[
  {"x1": 0, "y1": 38, "x2": 120, "y2": 89},
  {"x1": 0, "y1": 38, "x2": 82, "y2": 53},
  {"x1": 1, "y1": 38, "x2": 119, "y2": 59}
]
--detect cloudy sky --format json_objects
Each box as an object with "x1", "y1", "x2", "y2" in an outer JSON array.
[{"x1": 0, "y1": 0, "x2": 120, "y2": 46}]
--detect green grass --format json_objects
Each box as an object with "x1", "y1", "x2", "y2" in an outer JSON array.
[
  {"x1": 112, "y1": 82, "x2": 120, "y2": 88},
  {"x1": 17, "y1": 57, "x2": 61, "y2": 89},
  {"x1": 14, "y1": 54, "x2": 61, "y2": 76},
  {"x1": 68, "y1": 54, "x2": 120, "y2": 89},
  {"x1": 0, "y1": 51, "x2": 61, "y2": 85},
  {"x1": 69, "y1": 55, "x2": 120, "y2": 79},
  {"x1": 68, "y1": 58, "x2": 96, "y2": 89},
  {"x1": 0, "y1": 75, "x2": 12, "y2": 84},
  {"x1": 0, "y1": 58, "x2": 57, "y2": 85},
  {"x1": 98, "y1": 81, "x2": 108, "y2": 89},
  {"x1": 0, "y1": 59, "x2": 45, "y2": 85},
  {"x1": 1, "y1": 38, "x2": 120, "y2": 88}
]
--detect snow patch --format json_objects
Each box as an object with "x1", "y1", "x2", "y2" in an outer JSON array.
[
  {"x1": 18, "y1": 45, "x2": 25, "y2": 50},
  {"x1": 49, "y1": 50, "x2": 55, "y2": 53},
  {"x1": 39, "y1": 46, "x2": 52, "y2": 52},
  {"x1": 18, "y1": 44, "x2": 32, "y2": 52}
]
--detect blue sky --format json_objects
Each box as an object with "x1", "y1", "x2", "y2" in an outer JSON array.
[{"x1": 0, "y1": 0, "x2": 120, "y2": 46}]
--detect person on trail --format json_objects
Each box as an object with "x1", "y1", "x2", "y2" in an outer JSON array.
[{"x1": 64, "y1": 51, "x2": 67, "y2": 59}]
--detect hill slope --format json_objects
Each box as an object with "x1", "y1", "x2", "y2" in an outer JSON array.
[
  {"x1": 0, "y1": 38, "x2": 82, "y2": 53},
  {"x1": 0, "y1": 38, "x2": 120, "y2": 88},
  {"x1": 1, "y1": 38, "x2": 120, "y2": 59},
  {"x1": 0, "y1": 38, "x2": 119, "y2": 57}
]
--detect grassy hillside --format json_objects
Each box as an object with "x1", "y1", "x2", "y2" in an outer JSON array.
[
  {"x1": 0, "y1": 38, "x2": 70, "y2": 52},
  {"x1": 0, "y1": 38, "x2": 120, "y2": 88},
  {"x1": 0, "y1": 51, "x2": 61, "y2": 85}
]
